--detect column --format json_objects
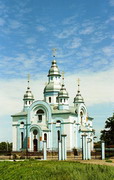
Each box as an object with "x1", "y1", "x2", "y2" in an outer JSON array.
[
  {"x1": 82, "y1": 133, "x2": 87, "y2": 160},
  {"x1": 58, "y1": 141, "x2": 62, "y2": 160},
  {"x1": 87, "y1": 138, "x2": 91, "y2": 160},
  {"x1": 101, "y1": 141, "x2": 105, "y2": 160},
  {"x1": 43, "y1": 141, "x2": 47, "y2": 160},
  {"x1": 61, "y1": 134, "x2": 67, "y2": 160}
]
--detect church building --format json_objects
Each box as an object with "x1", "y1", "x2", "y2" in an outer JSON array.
[{"x1": 12, "y1": 56, "x2": 94, "y2": 153}]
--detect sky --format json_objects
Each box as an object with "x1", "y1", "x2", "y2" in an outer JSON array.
[{"x1": 0, "y1": 0, "x2": 114, "y2": 142}]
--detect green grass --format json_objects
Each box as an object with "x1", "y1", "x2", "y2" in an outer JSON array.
[
  {"x1": 0, "y1": 160, "x2": 114, "y2": 180},
  {"x1": 105, "y1": 159, "x2": 113, "y2": 163}
]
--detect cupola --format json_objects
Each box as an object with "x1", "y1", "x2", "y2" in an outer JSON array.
[
  {"x1": 74, "y1": 78, "x2": 84, "y2": 106},
  {"x1": 23, "y1": 75, "x2": 34, "y2": 111},
  {"x1": 58, "y1": 73, "x2": 69, "y2": 110}
]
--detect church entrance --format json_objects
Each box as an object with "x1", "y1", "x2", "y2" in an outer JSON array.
[
  {"x1": 33, "y1": 129, "x2": 38, "y2": 152},
  {"x1": 33, "y1": 139, "x2": 38, "y2": 151}
]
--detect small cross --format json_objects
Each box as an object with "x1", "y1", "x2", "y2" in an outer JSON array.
[
  {"x1": 27, "y1": 74, "x2": 30, "y2": 87},
  {"x1": 61, "y1": 71, "x2": 64, "y2": 79},
  {"x1": 77, "y1": 78, "x2": 80, "y2": 92},
  {"x1": 61, "y1": 71, "x2": 65, "y2": 84},
  {"x1": 77, "y1": 78, "x2": 80, "y2": 86},
  {"x1": 52, "y1": 48, "x2": 57, "y2": 57}
]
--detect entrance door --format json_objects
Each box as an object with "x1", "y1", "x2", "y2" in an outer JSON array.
[{"x1": 33, "y1": 139, "x2": 38, "y2": 151}]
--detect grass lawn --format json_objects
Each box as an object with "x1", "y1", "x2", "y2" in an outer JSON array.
[{"x1": 0, "y1": 160, "x2": 114, "y2": 180}]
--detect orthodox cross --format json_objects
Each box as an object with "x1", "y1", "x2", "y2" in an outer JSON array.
[
  {"x1": 52, "y1": 48, "x2": 57, "y2": 57},
  {"x1": 62, "y1": 71, "x2": 65, "y2": 84},
  {"x1": 77, "y1": 78, "x2": 80, "y2": 92},
  {"x1": 27, "y1": 74, "x2": 30, "y2": 88}
]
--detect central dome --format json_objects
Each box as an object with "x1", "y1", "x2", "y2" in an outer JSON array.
[
  {"x1": 44, "y1": 82, "x2": 61, "y2": 93},
  {"x1": 48, "y1": 60, "x2": 61, "y2": 77}
]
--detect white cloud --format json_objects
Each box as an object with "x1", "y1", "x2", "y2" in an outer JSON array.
[
  {"x1": 54, "y1": 26, "x2": 77, "y2": 39},
  {"x1": 80, "y1": 26, "x2": 94, "y2": 35},
  {"x1": 26, "y1": 37, "x2": 36, "y2": 44},
  {"x1": 102, "y1": 45, "x2": 114, "y2": 56},
  {"x1": 36, "y1": 25, "x2": 46, "y2": 32},
  {"x1": 62, "y1": 15, "x2": 77, "y2": 25},
  {"x1": 69, "y1": 38, "x2": 82, "y2": 49},
  {"x1": 9, "y1": 20, "x2": 22, "y2": 29},
  {"x1": 0, "y1": 17, "x2": 5, "y2": 26},
  {"x1": 109, "y1": 0, "x2": 114, "y2": 6},
  {"x1": 65, "y1": 68, "x2": 114, "y2": 106}
]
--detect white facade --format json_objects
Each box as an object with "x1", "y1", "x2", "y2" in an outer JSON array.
[{"x1": 12, "y1": 59, "x2": 94, "y2": 152}]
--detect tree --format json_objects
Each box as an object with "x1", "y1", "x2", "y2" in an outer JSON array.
[
  {"x1": 100, "y1": 113, "x2": 114, "y2": 146},
  {"x1": 0, "y1": 142, "x2": 12, "y2": 151}
]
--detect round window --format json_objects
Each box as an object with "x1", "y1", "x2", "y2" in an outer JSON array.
[{"x1": 33, "y1": 129, "x2": 38, "y2": 135}]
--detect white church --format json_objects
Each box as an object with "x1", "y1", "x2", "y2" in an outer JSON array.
[{"x1": 12, "y1": 56, "x2": 94, "y2": 153}]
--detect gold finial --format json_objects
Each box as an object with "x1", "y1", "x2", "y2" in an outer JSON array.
[
  {"x1": 52, "y1": 48, "x2": 57, "y2": 57},
  {"x1": 77, "y1": 78, "x2": 80, "y2": 92}
]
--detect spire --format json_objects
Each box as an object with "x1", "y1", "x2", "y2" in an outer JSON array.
[{"x1": 74, "y1": 78, "x2": 84, "y2": 103}]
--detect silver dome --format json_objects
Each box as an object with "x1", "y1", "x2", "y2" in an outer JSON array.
[
  {"x1": 74, "y1": 91, "x2": 84, "y2": 103},
  {"x1": 48, "y1": 60, "x2": 61, "y2": 77},
  {"x1": 23, "y1": 87, "x2": 34, "y2": 100},
  {"x1": 44, "y1": 82, "x2": 61, "y2": 93},
  {"x1": 58, "y1": 84, "x2": 69, "y2": 98}
]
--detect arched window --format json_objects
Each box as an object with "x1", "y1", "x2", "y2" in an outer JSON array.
[
  {"x1": 36, "y1": 109, "x2": 44, "y2": 122},
  {"x1": 20, "y1": 122, "x2": 24, "y2": 128},
  {"x1": 56, "y1": 120, "x2": 61, "y2": 127},
  {"x1": 57, "y1": 130, "x2": 60, "y2": 141},
  {"x1": 80, "y1": 111, "x2": 83, "y2": 124},
  {"x1": 49, "y1": 97, "x2": 51, "y2": 103},
  {"x1": 37, "y1": 109, "x2": 44, "y2": 114},
  {"x1": 44, "y1": 133, "x2": 47, "y2": 141}
]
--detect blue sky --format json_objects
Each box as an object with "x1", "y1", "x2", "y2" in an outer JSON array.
[{"x1": 0, "y1": 0, "x2": 114, "y2": 142}]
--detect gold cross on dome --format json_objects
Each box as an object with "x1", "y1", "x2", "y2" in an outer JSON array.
[
  {"x1": 52, "y1": 48, "x2": 57, "y2": 57},
  {"x1": 61, "y1": 71, "x2": 64, "y2": 79},
  {"x1": 61, "y1": 71, "x2": 65, "y2": 84},
  {"x1": 77, "y1": 78, "x2": 80, "y2": 91},
  {"x1": 27, "y1": 74, "x2": 30, "y2": 82},
  {"x1": 27, "y1": 74, "x2": 30, "y2": 88},
  {"x1": 77, "y1": 78, "x2": 80, "y2": 86}
]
